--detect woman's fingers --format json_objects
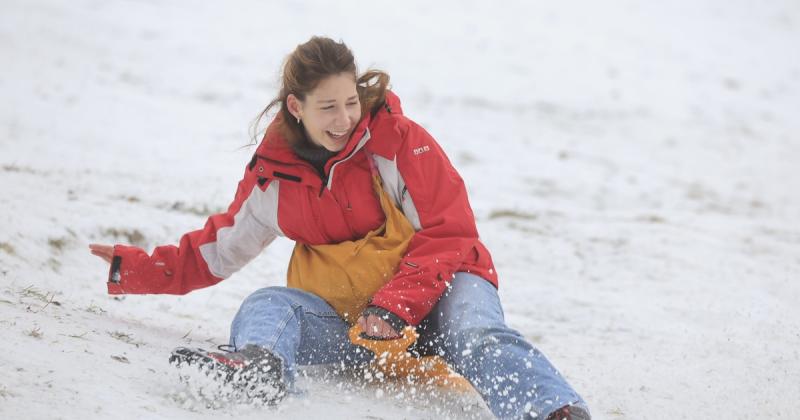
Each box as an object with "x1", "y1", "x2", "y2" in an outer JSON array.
[
  {"x1": 89, "y1": 247, "x2": 112, "y2": 260},
  {"x1": 357, "y1": 315, "x2": 367, "y2": 332},
  {"x1": 366, "y1": 315, "x2": 379, "y2": 335},
  {"x1": 88, "y1": 244, "x2": 114, "y2": 264},
  {"x1": 364, "y1": 314, "x2": 400, "y2": 339},
  {"x1": 357, "y1": 315, "x2": 401, "y2": 339},
  {"x1": 89, "y1": 244, "x2": 113, "y2": 257}
]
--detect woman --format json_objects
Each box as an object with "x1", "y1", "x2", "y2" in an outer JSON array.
[{"x1": 89, "y1": 36, "x2": 590, "y2": 420}]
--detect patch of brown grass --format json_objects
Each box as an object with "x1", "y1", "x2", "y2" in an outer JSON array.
[{"x1": 102, "y1": 228, "x2": 146, "y2": 247}]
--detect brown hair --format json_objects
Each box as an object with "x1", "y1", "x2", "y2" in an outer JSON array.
[{"x1": 250, "y1": 36, "x2": 390, "y2": 145}]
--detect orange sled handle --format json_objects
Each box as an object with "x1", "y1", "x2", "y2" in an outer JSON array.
[{"x1": 348, "y1": 324, "x2": 474, "y2": 392}]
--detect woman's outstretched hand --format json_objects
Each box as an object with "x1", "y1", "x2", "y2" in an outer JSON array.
[
  {"x1": 88, "y1": 243, "x2": 114, "y2": 264},
  {"x1": 357, "y1": 313, "x2": 401, "y2": 339}
]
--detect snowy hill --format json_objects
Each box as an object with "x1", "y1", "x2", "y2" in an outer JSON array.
[{"x1": 1, "y1": 0, "x2": 799, "y2": 418}]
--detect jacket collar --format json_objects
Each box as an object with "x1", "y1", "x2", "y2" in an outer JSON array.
[
  {"x1": 253, "y1": 115, "x2": 371, "y2": 189},
  {"x1": 363, "y1": 90, "x2": 405, "y2": 161}
]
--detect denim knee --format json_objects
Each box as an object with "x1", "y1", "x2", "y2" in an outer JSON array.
[
  {"x1": 240, "y1": 286, "x2": 296, "y2": 309},
  {"x1": 441, "y1": 326, "x2": 527, "y2": 367},
  {"x1": 238, "y1": 286, "x2": 338, "y2": 316}
]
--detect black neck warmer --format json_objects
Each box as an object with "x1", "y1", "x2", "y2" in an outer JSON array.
[{"x1": 290, "y1": 136, "x2": 337, "y2": 178}]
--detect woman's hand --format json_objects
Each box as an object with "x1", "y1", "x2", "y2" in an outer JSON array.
[
  {"x1": 357, "y1": 313, "x2": 401, "y2": 339},
  {"x1": 88, "y1": 243, "x2": 114, "y2": 264}
]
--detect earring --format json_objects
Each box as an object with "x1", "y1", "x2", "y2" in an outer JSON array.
[{"x1": 296, "y1": 116, "x2": 301, "y2": 124}]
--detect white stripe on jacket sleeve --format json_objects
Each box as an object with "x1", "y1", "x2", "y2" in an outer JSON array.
[{"x1": 199, "y1": 180, "x2": 283, "y2": 279}]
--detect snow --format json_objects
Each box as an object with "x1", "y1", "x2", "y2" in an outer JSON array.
[{"x1": 1, "y1": 0, "x2": 799, "y2": 418}]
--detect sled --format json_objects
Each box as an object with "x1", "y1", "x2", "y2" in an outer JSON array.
[{"x1": 348, "y1": 324, "x2": 474, "y2": 392}]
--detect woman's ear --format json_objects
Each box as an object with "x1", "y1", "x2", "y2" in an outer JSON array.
[{"x1": 286, "y1": 94, "x2": 303, "y2": 121}]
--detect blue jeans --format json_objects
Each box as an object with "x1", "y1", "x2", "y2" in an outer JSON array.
[{"x1": 229, "y1": 272, "x2": 589, "y2": 419}]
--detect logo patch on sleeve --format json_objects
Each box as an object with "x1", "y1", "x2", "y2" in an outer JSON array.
[{"x1": 413, "y1": 145, "x2": 430, "y2": 156}]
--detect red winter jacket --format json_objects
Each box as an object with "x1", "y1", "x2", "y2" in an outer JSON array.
[{"x1": 107, "y1": 91, "x2": 498, "y2": 326}]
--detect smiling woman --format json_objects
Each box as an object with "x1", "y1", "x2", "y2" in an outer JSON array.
[{"x1": 88, "y1": 36, "x2": 590, "y2": 420}]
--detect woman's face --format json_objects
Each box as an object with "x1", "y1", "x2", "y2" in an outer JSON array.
[{"x1": 289, "y1": 73, "x2": 361, "y2": 152}]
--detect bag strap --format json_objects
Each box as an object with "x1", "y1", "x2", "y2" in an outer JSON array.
[{"x1": 367, "y1": 151, "x2": 380, "y2": 178}]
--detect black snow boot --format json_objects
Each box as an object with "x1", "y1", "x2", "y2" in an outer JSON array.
[
  {"x1": 546, "y1": 404, "x2": 591, "y2": 420},
  {"x1": 169, "y1": 344, "x2": 287, "y2": 405}
]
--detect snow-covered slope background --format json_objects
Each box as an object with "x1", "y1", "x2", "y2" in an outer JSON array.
[{"x1": 1, "y1": 0, "x2": 799, "y2": 418}]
